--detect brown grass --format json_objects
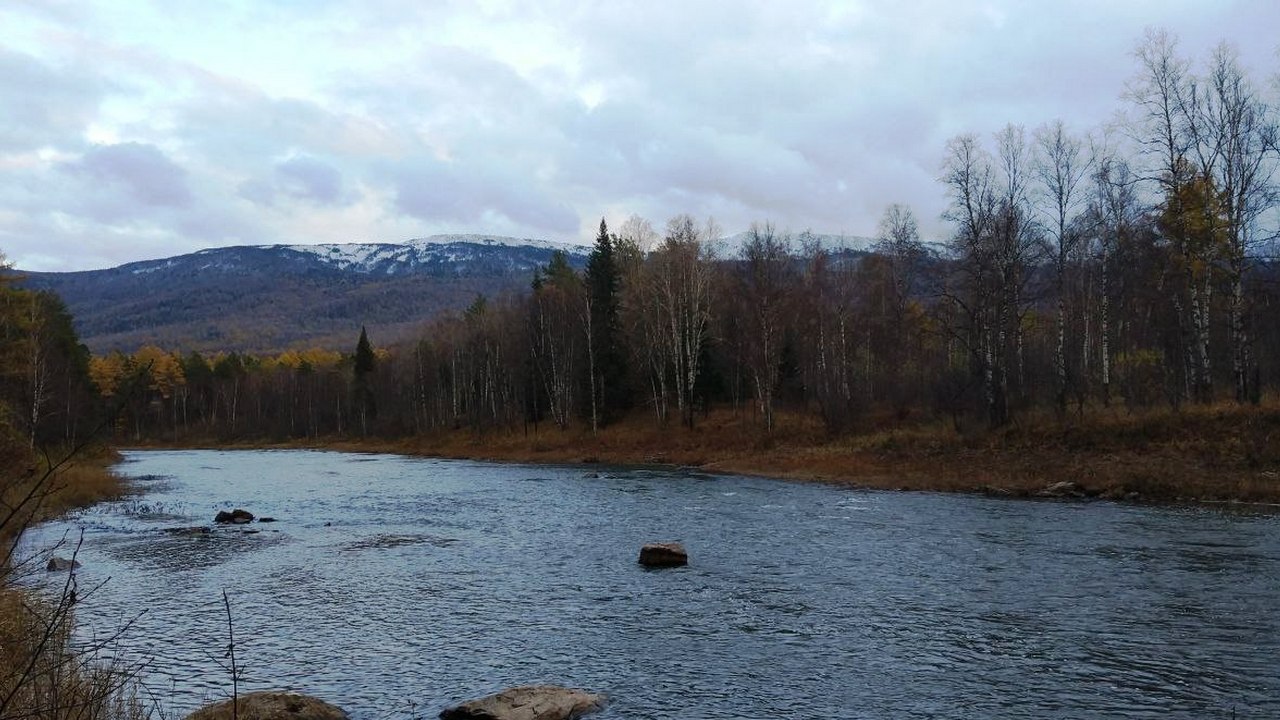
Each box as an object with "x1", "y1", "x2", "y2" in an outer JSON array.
[
  {"x1": 0, "y1": 586, "x2": 150, "y2": 720},
  {"x1": 395, "y1": 401, "x2": 1280, "y2": 503},
  {"x1": 0, "y1": 444, "x2": 148, "y2": 720},
  {"x1": 1, "y1": 448, "x2": 131, "y2": 544},
  {"x1": 154, "y1": 399, "x2": 1280, "y2": 505}
]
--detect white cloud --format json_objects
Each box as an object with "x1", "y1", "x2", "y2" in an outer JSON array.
[{"x1": 0, "y1": 0, "x2": 1277, "y2": 270}]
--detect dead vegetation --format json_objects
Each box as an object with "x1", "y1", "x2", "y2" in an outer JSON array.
[
  {"x1": 0, "y1": 438, "x2": 150, "y2": 720},
  {"x1": 339, "y1": 399, "x2": 1280, "y2": 504}
]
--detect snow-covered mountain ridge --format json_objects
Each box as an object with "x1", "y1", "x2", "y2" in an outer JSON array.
[
  {"x1": 275, "y1": 234, "x2": 588, "y2": 275},
  {"x1": 109, "y1": 234, "x2": 589, "y2": 278},
  {"x1": 118, "y1": 231, "x2": 892, "y2": 278}
]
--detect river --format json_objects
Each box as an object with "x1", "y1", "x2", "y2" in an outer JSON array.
[{"x1": 25, "y1": 450, "x2": 1280, "y2": 719}]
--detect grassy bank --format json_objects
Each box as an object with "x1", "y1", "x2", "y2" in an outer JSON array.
[
  {"x1": 402, "y1": 402, "x2": 1280, "y2": 503},
  {"x1": 1, "y1": 446, "x2": 131, "y2": 549},
  {"x1": 0, "y1": 446, "x2": 146, "y2": 720},
  {"x1": 138, "y1": 399, "x2": 1280, "y2": 505}
]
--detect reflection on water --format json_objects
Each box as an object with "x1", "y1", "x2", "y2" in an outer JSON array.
[{"x1": 24, "y1": 450, "x2": 1280, "y2": 719}]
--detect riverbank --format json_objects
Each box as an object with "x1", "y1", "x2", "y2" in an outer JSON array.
[
  {"x1": 0, "y1": 446, "x2": 144, "y2": 720},
  {"x1": 130, "y1": 400, "x2": 1280, "y2": 504}
]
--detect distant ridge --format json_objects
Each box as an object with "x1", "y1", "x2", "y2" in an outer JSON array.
[
  {"x1": 274, "y1": 234, "x2": 588, "y2": 275},
  {"x1": 22, "y1": 235, "x2": 589, "y2": 354}
]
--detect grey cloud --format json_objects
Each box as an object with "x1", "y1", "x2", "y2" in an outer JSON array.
[
  {"x1": 5, "y1": 0, "x2": 1279, "y2": 272},
  {"x1": 240, "y1": 155, "x2": 348, "y2": 207},
  {"x1": 67, "y1": 142, "x2": 192, "y2": 208},
  {"x1": 0, "y1": 48, "x2": 107, "y2": 152},
  {"x1": 390, "y1": 159, "x2": 578, "y2": 235},
  {"x1": 276, "y1": 156, "x2": 344, "y2": 204}
]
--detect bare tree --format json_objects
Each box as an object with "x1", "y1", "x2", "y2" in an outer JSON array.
[
  {"x1": 794, "y1": 235, "x2": 863, "y2": 432},
  {"x1": 617, "y1": 214, "x2": 659, "y2": 253},
  {"x1": 737, "y1": 222, "x2": 793, "y2": 430},
  {"x1": 1034, "y1": 120, "x2": 1091, "y2": 415},
  {"x1": 653, "y1": 215, "x2": 718, "y2": 428},
  {"x1": 1087, "y1": 150, "x2": 1145, "y2": 406},
  {"x1": 939, "y1": 128, "x2": 1041, "y2": 428},
  {"x1": 873, "y1": 204, "x2": 928, "y2": 416},
  {"x1": 1200, "y1": 44, "x2": 1277, "y2": 402}
]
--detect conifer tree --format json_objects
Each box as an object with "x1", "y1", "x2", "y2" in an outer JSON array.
[
  {"x1": 585, "y1": 218, "x2": 627, "y2": 426},
  {"x1": 353, "y1": 326, "x2": 377, "y2": 435}
]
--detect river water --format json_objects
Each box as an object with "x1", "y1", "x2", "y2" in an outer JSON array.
[{"x1": 24, "y1": 450, "x2": 1280, "y2": 719}]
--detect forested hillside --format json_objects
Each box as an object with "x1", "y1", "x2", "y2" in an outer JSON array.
[{"x1": 21, "y1": 237, "x2": 589, "y2": 354}]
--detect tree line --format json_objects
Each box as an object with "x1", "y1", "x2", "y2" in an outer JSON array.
[{"x1": 8, "y1": 30, "x2": 1280, "y2": 446}]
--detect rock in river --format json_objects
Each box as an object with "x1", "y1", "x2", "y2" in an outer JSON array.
[
  {"x1": 439, "y1": 685, "x2": 605, "y2": 720},
  {"x1": 638, "y1": 542, "x2": 688, "y2": 568},
  {"x1": 46, "y1": 556, "x2": 81, "y2": 572},
  {"x1": 215, "y1": 508, "x2": 255, "y2": 524},
  {"x1": 184, "y1": 692, "x2": 348, "y2": 720}
]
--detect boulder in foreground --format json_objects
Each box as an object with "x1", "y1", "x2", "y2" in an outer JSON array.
[
  {"x1": 638, "y1": 542, "x2": 688, "y2": 568},
  {"x1": 439, "y1": 685, "x2": 605, "y2": 720},
  {"x1": 215, "y1": 509, "x2": 255, "y2": 524},
  {"x1": 184, "y1": 692, "x2": 347, "y2": 720}
]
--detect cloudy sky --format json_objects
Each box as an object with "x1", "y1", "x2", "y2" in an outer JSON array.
[{"x1": 2, "y1": 1, "x2": 1277, "y2": 271}]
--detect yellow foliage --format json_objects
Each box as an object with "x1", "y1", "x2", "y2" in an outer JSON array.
[
  {"x1": 298, "y1": 347, "x2": 342, "y2": 368},
  {"x1": 88, "y1": 353, "x2": 128, "y2": 397},
  {"x1": 133, "y1": 345, "x2": 185, "y2": 398},
  {"x1": 274, "y1": 350, "x2": 303, "y2": 370}
]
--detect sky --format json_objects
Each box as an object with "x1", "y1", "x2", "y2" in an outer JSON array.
[{"x1": 1, "y1": 1, "x2": 1278, "y2": 272}]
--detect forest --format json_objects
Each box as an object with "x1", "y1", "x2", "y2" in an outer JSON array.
[{"x1": 0, "y1": 32, "x2": 1276, "y2": 467}]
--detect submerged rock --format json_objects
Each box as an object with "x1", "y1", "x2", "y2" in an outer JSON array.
[
  {"x1": 215, "y1": 509, "x2": 255, "y2": 524},
  {"x1": 184, "y1": 692, "x2": 348, "y2": 720},
  {"x1": 46, "y1": 556, "x2": 80, "y2": 572},
  {"x1": 163, "y1": 526, "x2": 212, "y2": 537},
  {"x1": 638, "y1": 542, "x2": 688, "y2": 568},
  {"x1": 439, "y1": 685, "x2": 605, "y2": 720}
]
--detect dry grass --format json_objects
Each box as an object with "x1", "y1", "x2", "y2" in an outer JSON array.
[
  {"x1": 133, "y1": 399, "x2": 1280, "y2": 504},
  {"x1": 0, "y1": 585, "x2": 150, "y2": 720},
  {"x1": 0, "y1": 444, "x2": 150, "y2": 720},
  {"x1": 1, "y1": 448, "x2": 130, "y2": 544},
  {"x1": 369, "y1": 401, "x2": 1280, "y2": 503}
]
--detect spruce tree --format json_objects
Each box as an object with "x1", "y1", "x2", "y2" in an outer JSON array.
[
  {"x1": 353, "y1": 326, "x2": 376, "y2": 435},
  {"x1": 584, "y1": 218, "x2": 627, "y2": 424}
]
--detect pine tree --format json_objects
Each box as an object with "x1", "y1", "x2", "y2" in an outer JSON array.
[
  {"x1": 584, "y1": 218, "x2": 628, "y2": 426},
  {"x1": 353, "y1": 326, "x2": 377, "y2": 435}
]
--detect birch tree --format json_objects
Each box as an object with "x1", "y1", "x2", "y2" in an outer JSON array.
[
  {"x1": 654, "y1": 214, "x2": 718, "y2": 428},
  {"x1": 737, "y1": 222, "x2": 793, "y2": 430},
  {"x1": 1034, "y1": 120, "x2": 1090, "y2": 415},
  {"x1": 1199, "y1": 44, "x2": 1277, "y2": 403}
]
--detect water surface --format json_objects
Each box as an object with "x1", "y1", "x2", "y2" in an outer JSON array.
[{"x1": 28, "y1": 450, "x2": 1280, "y2": 719}]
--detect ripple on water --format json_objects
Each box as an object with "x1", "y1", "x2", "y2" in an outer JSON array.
[{"x1": 19, "y1": 450, "x2": 1280, "y2": 720}]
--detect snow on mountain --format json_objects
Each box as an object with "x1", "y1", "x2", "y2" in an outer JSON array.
[
  {"x1": 404, "y1": 233, "x2": 584, "y2": 253},
  {"x1": 117, "y1": 229, "x2": 923, "y2": 280},
  {"x1": 274, "y1": 234, "x2": 589, "y2": 275}
]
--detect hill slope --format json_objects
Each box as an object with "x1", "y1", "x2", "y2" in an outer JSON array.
[{"x1": 21, "y1": 235, "x2": 589, "y2": 353}]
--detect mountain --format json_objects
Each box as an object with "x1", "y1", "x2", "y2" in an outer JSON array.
[{"x1": 20, "y1": 235, "x2": 590, "y2": 354}]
